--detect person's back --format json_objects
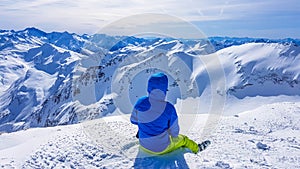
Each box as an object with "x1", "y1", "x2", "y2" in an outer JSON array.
[
  {"x1": 131, "y1": 72, "x2": 210, "y2": 155},
  {"x1": 131, "y1": 96, "x2": 179, "y2": 152}
]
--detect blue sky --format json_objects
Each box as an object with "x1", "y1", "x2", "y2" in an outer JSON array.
[{"x1": 0, "y1": 0, "x2": 299, "y2": 38}]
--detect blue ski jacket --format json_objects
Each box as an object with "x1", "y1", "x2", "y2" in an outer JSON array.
[{"x1": 130, "y1": 72, "x2": 180, "y2": 152}]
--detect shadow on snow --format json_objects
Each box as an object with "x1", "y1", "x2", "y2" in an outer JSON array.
[{"x1": 133, "y1": 147, "x2": 190, "y2": 169}]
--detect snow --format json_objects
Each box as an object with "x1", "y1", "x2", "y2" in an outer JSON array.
[
  {"x1": 1, "y1": 28, "x2": 300, "y2": 168},
  {"x1": 1, "y1": 102, "x2": 300, "y2": 168},
  {"x1": 214, "y1": 43, "x2": 300, "y2": 99},
  {"x1": 0, "y1": 126, "x2": 59, "y2": 168}
]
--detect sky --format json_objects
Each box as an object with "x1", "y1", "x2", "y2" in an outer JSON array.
[{"x1": 0, "y1": 0, "x2": 299, "y2": 38}]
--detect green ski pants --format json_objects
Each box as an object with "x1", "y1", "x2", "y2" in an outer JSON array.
[{"x1": 140, "y1": 134, "x2": 199, "y2": 154}]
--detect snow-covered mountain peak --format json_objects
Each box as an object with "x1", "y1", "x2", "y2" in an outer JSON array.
[
  {"x1": 20, "y1": 27, "x2": 47, "y2": 38},
  {"x1": 217, "y1": 43, "x2": 300, "y2": 98}
]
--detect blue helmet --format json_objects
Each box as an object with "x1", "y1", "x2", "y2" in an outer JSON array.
[{"x1": 147, "y1": 72, "x2": 168, "y2": 94}]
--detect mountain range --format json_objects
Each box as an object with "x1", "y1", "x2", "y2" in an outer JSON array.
[{"x1": 1, "y1": 27, "x2": 300, "y2": 133}]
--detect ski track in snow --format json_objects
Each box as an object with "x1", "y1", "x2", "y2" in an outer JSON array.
[{"x1": 1, "y1": 102, "x2": 300, "y2": 168}]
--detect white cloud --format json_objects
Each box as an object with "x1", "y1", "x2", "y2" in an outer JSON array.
[
  {"x1": 0, "y1": 0, "x2": 299, "y2": 38},
  {"x1": 0, "y1": 0, "x2": 236, "y2": 28}
]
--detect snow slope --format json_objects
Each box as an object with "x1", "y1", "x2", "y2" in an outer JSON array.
[
  {"x1": 218, "y1": 43, "x2": 300, "y2": 98},
  {"x1": 1, "y1": 102, "x2": 300, "y2": 168}
]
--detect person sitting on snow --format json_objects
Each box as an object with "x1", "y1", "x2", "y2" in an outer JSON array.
[{"x1": 130, "y1": 72, "x2": 210, "y2": 155}]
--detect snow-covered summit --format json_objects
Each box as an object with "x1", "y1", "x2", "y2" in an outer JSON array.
[{"x1": 219, "y1": 42, "x2": 300, "y2": 98}]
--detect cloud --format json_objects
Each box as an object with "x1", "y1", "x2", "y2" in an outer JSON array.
[
  {"x1": 98, "y1": 13, "x2": 209, "y2": 39},
  {"x1": 0, "y1": 0, "x2": 299, "y2": 38}
]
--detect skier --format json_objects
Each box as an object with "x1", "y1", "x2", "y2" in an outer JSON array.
[{"x1": 130, "y1": 72, "x2": 210, "y2": 155}]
